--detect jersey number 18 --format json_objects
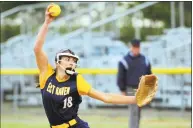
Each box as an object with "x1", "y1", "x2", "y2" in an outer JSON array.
[{"x1": 63, "y1": 96, "x2": 73, "y2": 108}]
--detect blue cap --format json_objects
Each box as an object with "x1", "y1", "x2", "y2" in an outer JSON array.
[{"x1": 131, "y1": 39, "x2": 140, "y2": 47}]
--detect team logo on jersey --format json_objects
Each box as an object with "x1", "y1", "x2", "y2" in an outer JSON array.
[{"x1": 46, "y1": 82, "x2": 70, "y2": 95}]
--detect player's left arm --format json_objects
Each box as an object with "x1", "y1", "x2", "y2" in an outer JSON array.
[
  {"x1": 88, "y1": 88, "x2": 136, "y2": 104},
  {"x1": 77, "y1": 74, "x2": 136, "y2": 104}
]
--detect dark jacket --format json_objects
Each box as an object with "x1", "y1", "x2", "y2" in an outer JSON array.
[{"x1": 117, "y1": 52, "x2": 152, "y2": 91}]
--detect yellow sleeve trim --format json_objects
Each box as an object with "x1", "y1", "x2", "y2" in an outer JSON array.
[
  {"x1": 39, "y1": 63, "x2": 54, "y2": 89},
  {"x1": 77, "y1": 74, "x2": 92, "y2": 95}
]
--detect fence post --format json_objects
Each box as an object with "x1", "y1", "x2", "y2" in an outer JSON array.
[
  {"x1": 13, "y1": 83, "x2": 19, "y2": 112},
  {"x1": 180, "y1": 74, "x2": 185, "y2": 115},
  {"x1": 1, "y1": 88, "x2": 4, "y2": 112},
  {"x1": 170, "y1": 2, "x2": 176, "y2": 28}
]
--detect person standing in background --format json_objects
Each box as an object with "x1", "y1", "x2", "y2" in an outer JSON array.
[{"x1": 117, "y1": 39, "x2": 152, "y2": 128}]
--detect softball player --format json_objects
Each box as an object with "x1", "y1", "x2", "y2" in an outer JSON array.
[{"x1": 34, "y1": 4, "x2": 137, "y2": 128}]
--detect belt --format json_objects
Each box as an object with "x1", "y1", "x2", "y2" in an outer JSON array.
[{"x1": 51, "y1": 118, "x2": 77, "y2": 128}]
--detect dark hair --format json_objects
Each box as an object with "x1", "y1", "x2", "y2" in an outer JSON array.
[
  {"x1": 55, "y1": 49, "x2": 75, "y2": 62},
  {"x1": 130, "y1": 39, "x2": 140, "y2": 47}
]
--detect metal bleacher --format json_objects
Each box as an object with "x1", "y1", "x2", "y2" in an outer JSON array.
[
  {"x1": 1, "y1": 2, "x2": 191, "y2": 109},
  {"x1": 141, "y1": 27, "x2": 191, "y2": 108}
]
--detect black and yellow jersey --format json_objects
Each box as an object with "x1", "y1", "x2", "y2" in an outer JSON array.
[{"x1": 39, "y1": 64, "x2": 91, "y2": 126}]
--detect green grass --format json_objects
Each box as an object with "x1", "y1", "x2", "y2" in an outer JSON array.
[
  {"x1": 1, "y1": 116, "x2": 191, "y2": 128},
  {"x1": 2, "y1": 114, "x2": 191, "y2": 128},
  {"x1": 1, "y1": 105, "x2": 191, "y2": 128}
]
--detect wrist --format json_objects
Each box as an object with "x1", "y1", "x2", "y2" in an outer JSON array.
[{"x1": 43, "y1": 21, "x2": 50, "y2": 26}]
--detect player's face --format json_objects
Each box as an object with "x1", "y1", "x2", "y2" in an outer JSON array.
[
  {"x1": 59, "y1": 56, "x2": 77, "y2": 70},
  {"x1": 131, "y1": 46, "x2": 140, "y2": 56}
]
